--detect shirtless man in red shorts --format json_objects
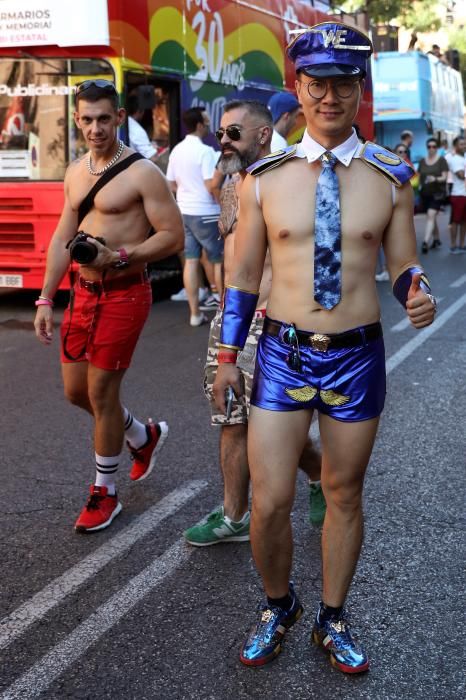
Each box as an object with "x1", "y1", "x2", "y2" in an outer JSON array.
[{"x1": 34, "y1": 80, "x2": 183, "y2": 533}]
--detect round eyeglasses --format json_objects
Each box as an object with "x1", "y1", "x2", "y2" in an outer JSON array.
[{"x1": 300, "y1": 78, "x2": 360, "y2": 100}]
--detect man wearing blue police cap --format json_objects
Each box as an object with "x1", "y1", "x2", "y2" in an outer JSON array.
[
  {"x1": 213, "y1": 21, "x2": 436, "y2": 673},
  {"x1": 287, "y1": 21, "x2": 373, "y2": 77}
]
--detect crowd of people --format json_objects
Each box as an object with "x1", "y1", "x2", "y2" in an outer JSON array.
[
  {"x1": 374, "y1": 130, "x2": 465, "y2": 281},
  {"x1": 419, "y1": 135, "x2": 466, "y2": 255},
  {"x1": 382, "y1": 130, "x2": 466, "y2": 257},
  {"x1": 33, "y1": 21, "x2": 437, "y2": 678}
]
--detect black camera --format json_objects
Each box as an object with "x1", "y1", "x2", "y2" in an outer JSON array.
[{"x1": 67, "y1": 232, "x2": 106, "y2": 264}]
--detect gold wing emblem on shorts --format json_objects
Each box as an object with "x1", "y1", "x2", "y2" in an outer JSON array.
[
  {"x1": 285, "y1": 385, "x2": 318, "y2": 402},
  {"x1": 320, "y1": 390, "x2": 350, "y2": 406},
  {"x1": 374, "y1": 153, "x2": 402, "y2": 166}
]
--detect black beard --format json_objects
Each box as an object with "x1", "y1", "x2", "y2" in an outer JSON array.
[{"x1": 218, "y1": 142, "x2": 262, "y2": 175}]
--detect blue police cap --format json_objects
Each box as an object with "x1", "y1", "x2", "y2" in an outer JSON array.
[
  {"x1": 287, "y1": 22, "x2": 373, "y2": 78},
  {"x1": 267, "y1": 92, "x2": 301, "y2": 123}
]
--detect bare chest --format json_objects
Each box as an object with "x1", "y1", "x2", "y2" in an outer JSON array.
[
  {"x1": 70, "y1": 169, "x2": 140, "y2": 217},
  {"x1": 262, "y1": 160, "x2": 393, "y2": 247}
]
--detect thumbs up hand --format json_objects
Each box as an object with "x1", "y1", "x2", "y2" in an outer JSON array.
[
  {"x1": 406, "y1": 272, "x2": 436, "y2": 328},
  {"x1": 407, "y1": 272, "x2": 422, "y2": 301}
]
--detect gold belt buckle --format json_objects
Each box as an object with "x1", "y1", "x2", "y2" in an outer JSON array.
[{"x1": 309, "y1": 333, "x2": 331, "y2": 352}]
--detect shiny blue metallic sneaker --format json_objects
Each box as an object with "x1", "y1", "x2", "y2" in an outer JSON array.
[
  {"x1": 240, "y1": 585, "x2": 303, "y2": 666},
  {"x1": 312, "y1": 608, "x2": 369, "y2": 674}
]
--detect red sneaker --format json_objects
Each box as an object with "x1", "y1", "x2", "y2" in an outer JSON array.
[
  {"x1": 128, "y1": 420, "x2": 169, "y2": 482},
  {"x1": 75, "y1": 485, "x2": 122, "y2": 533}
]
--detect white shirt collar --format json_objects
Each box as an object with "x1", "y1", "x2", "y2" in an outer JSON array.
[{"x1": 299, "y1": 128, "x2": 361, "y2": 167}]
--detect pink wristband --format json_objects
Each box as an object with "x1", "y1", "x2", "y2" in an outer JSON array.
[{"x1": 35, "y1": 299, "x2": 53, "y2": 307}]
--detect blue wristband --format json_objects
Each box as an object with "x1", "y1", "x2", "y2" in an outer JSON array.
[
  {"x1": 393, "y1": 267, "x2": 431, "y2": 308},
  {"x1": 220, "y1": 286, "x2": 259, "y2": 351}
]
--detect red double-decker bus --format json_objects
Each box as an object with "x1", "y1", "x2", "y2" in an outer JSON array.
[{"x1": 0, "y1": 0, "x2": 373, "y2": 290}]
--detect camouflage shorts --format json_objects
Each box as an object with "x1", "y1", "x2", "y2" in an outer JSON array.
[{"x1": 203, "y1": 308, "x2": 264, "y2": 425}]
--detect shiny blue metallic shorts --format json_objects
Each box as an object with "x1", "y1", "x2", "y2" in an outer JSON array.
[{"x1": 251, "y1": 318, "x2": 386, "y2": 422}]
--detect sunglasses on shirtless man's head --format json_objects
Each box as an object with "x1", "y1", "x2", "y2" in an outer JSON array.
[{"x1": 75, "y1": 80, "x2": 118, "y2": 96}]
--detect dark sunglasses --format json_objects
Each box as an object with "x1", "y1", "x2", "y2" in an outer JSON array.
[
  {"x1": 215, "y1": 125, "x2": 263, "y2": 142},
  {"x1": 76, "y1": 79, "x2": 117, "y2": 95},
  {"x1": 396, "y1": 149, "x2": 407, "y2": 154},
  {"x1": 283, "y1": 325, "x2": 302, "y2": 372},
  {"x1": 427, "y1": 144, "x2": 438, "y2": 149}
]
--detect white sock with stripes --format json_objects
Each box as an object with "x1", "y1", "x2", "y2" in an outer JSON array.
[
  {"x1": 122, "y1": 407, "x2": 148, "y2": 449},
  {"x1": 95, "y1": 453, "x2": 121, "y2": 495}
]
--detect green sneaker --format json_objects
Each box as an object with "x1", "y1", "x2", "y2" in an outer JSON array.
[
  {"x1": 309, "y1": 482, "x2": 326, "y2": 526},
  {"x1": 183, "y1": 507, "x2": 250, "y2": 547}
]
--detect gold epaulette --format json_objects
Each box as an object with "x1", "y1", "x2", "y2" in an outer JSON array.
[
  {"x1": 246, "y1": 145, "x2": 299, "y2": 176},
  {"x1": 359, "y1": 142, "x2": 414, "y2": 187}
]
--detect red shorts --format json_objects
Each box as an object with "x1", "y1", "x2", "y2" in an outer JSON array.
[
  {"x1": 450, "y1": 196, "x2": 466, "y2": 224},
  {"x1": 60, "y1": 273, "x2": 152, "y2": 370}
]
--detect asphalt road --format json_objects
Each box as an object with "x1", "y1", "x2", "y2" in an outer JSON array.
[{"x1": 0, "y1": 213, "x2": 465, "y2": 700}]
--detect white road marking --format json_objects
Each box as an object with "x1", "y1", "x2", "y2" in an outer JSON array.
[
  {"x1": 390, "y1": 316, "x2": 412, "y2": 332},
  {"x1": 391, "y1": 298, "x2": 443, "y2": 332},
  {"x1": 4, "y1": 296, "x2": 466, "y2": 698},
  {"x1": 386, "y1": 293, "x2": 466, "y2": 373},
  {"x1": 0, "y1": 539, "x2": 192, "y2": 700},
  {"x1": 450, "y1": 273, "x2": 466, "y2": 288},
  {"x1": 0, "y1": 480, "x2": 207, "y2": 651},
  {"x1": 310, "y1": 293, "x2": 466, "y2": 440}
]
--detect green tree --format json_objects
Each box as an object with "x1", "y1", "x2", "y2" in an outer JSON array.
[
  {"x1": 447, "y1": 27, "x2": 466, "y2": 101},
  {"x1": 333, "y1": 0, "x2": 442, "y2": 32}
]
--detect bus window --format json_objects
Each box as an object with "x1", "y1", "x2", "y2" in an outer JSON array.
[
  {"x1": 125, "y1": 78, "x2": 179, "y2": 174},
  {"x1": 151, "y1": 87, "x2": 171, "y2": 174},
  {"x1": 0, "y1": 57, "x2": 113, "y2": 181},
  {"x1": 152, "y1": 87, "x2": 170, "y2": 146}
]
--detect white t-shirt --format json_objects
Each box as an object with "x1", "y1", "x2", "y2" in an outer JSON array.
[
  {"x1": 445, "y1": 152, "x2": 466, "y2": 196},
  {"x1": 166, "y1": 134, "x2": 220, "y2": 215},
  {"x1": 271, "y1": 129, "x2": 288, "y2": 152},
  {"x1": 128, "y1": 116, "x2": 156, "y2": 159}
]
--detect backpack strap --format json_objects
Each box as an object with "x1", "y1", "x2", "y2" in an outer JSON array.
[{"x1": 77, "y1": 152, "x2": 144, "y2": 227}]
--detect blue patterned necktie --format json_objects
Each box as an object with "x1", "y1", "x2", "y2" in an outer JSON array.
[{"x1": 314, "y1": 151, "x2": 341, "y2": 310}]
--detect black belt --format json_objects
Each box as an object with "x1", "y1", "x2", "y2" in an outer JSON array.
[
  {"x1": 78, "y1": 270, "x2": 149, "y2": 294},
  {"x1": 263, "y1": 317, "x2": 382, "y2": 352}
]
